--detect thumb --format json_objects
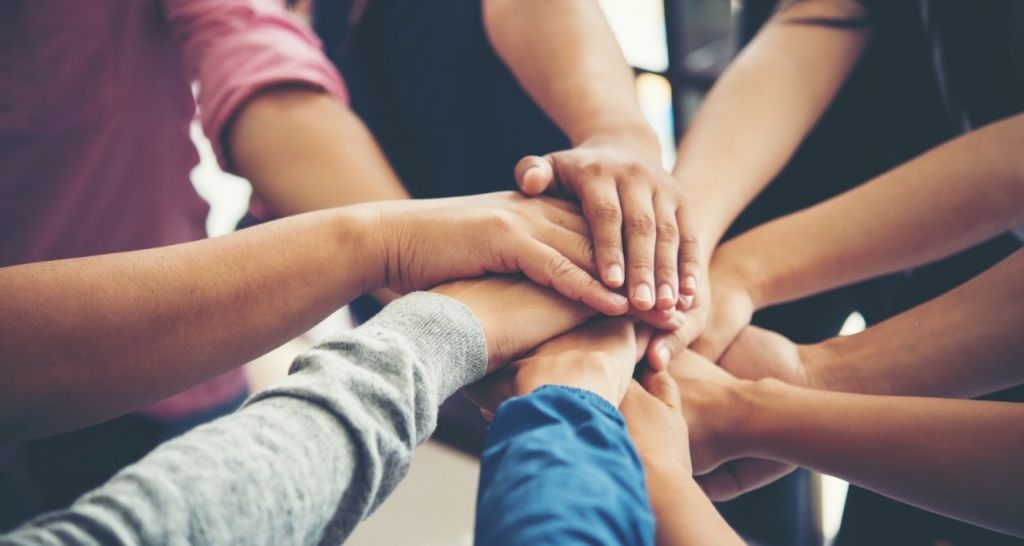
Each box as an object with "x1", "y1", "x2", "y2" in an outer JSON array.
[
  {"x1": 514, "y1": 155, "x2": 556, "y2": 196},
  {"x1": 641, "y1": 369, "x2": 681, "y2": 410}
]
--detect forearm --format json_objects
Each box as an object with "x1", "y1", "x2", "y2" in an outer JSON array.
[
  {"x1": 483, "y1": 0, "x2": 658, "y2": 154},
  {"x1": 736, "y1": 380, "x2": 1024, "y2": 537},
  {"x1": 673, "y1": 0, "x2": 869, "y2": 255},
  {"x1": 722, "y1": 113, "x2": 1024, "y2": 308},
  {"x1": 644, "y1": 461, "x2": 745, "y2": 546},
  {"x1": 2, "y1": 294, "x2": 487, "y2": 546},
  {"x1": 229, "y1": 86, "x2": 410, "y2": 217},
  {"x1": 808, "y1": 248, "x2": 1024, "y2": 398},
  {"x1": 0, "y1": 208, "x2": 383, "y2": 441}
]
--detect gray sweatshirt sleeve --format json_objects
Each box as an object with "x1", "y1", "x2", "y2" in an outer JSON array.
[{"x1": 0, "y1": 292, "x2": 487, "y2": 546}]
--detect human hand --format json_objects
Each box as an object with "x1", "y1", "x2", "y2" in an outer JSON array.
[
  {"x1": 647, "y1": 261, "x2": 755, "y2": 370},
  {"x1": 619, "y1": 370, "x2": 691, "y2": 474},
  {"x1": 719, "y1": 326, "x2": 821, "y2": 389},
  {"x1": 462, "y1": 316, "x2": 652, "y2": 412},
  {"x1": 370, "y1": 192, "x2": 629, "y2": 316},
  {"x1": 431, "y1": 275, "x2": 595, "y2": 373},
  {"x1": 514, "y1": 139, "x2": 700, "y2": 313},
  {"x1": 667, "y1": 350, "x2": 797, "y2": 501}
]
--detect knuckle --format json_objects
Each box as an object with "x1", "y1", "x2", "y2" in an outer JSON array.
[
  {"x1": 626, "y1": 214, "x2": 655, "y2": 236},
  {"x1": 581, "y1": 162, "x2": 606, "y2": 179},
  {"x1": 624, "y1": 161, "x2": 646, "y2": 179},
  {"x1": 629, "y1": 258, "x2": 654, "y2": 276},
  {"x1": 655, "y1": 219, "x2": 679, "y2": 240},
  {"x1": 591, "y1": 201, "x2": 623, "y2": 226},
  {"x1": 656, "y1": 262, "x2": 677, "y2": 279}
]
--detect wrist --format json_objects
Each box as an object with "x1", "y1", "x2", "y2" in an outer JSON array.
[
  {"x1": 641, "y1": 453, "x2": 693, "y2": 480},
  {"x1": 724, "y1": 378, "x2": 782, "y2": 460},
  {"x1": 514, "y1": 354, "x2": 619, "y2": 404},
  {"x1": 575, "y1": 122, "x2": 662, "y2": 163},
  {"x1": 340, "y1": 205, "x2": 390, "y2": 295},
  {"x1": 803, "y1": 335, "x2": 876, "y2": 395},
  {"x1": 712, "y1": 240, "x2": 767, "y2": 310}
]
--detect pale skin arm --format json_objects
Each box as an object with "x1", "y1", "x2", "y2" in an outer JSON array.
[
  {"x1": 485, "y1": 0, "x2": 698, "y2": 313},
  {"x1": 676, "y1": 352, "x2": 1024, "y2": 538},
  {"x1": 650, "y1": 0, "x2": 870, "y2": 363},
  {"x1": 721, "y1": 248, "x2": 1024, "y2": 399},
  {"x1": 0, "y1": 194, "x2": 622, "y2": 443}
]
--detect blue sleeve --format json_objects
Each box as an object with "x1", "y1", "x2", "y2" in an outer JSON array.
[{"x1": 475, "y1": 385, "x2": 654, "y2": 546}]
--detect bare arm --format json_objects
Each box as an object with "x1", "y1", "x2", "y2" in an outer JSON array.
[
  {"x1": 676, "y1": 353, "x2": 1024, "y2": 539},
  {"x1": 0, "y1": 194, "x2": 623, "y2": 442},
  {"x1": 721, "y1": 113, "x2": 1024, "y2": 311},
  {"x1": 674, "y1": 0, "x2": 870, "y2": 257},
  {"x1": 800, "y1": 248, "x2": 1024, "y2": 398},
  {"x1": 650, "y1": 0, "x2": 870, "y2": 364},
  {"x1": 741, "y1": 382, "x2": 1024, "y2": 538},
  {"x1": 485, "y1": 0, "x2": 697, "y2": 313},
  {"x1": 229, "y1": 86, "x2": 410, "y2": 216}
]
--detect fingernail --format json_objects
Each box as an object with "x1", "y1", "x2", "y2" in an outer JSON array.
[
  {"x1": 657, "y1": 283, "x2": 675, "y2": 303},
  {"x1": 609, "y1": 292, "x2": 629, "y2": 307},
  {"x1": 684, "y1": 275, "x2": 698, "y2": 293},
  {"x1": 607, "y1": 264, "x2": 624, "y2": 284},
  {"x1": 680, "y1": 295, "x2": 694, "y2": 310},
  {"x1": 633, "y1": 284, "x2": 653, "y2": 304},
  {"x1": 657, "y1": 345, "x2": 672, "y2": 365}
]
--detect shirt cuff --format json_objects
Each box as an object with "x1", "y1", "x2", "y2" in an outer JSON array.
[{"x1": 360, "y1": 292, "x2": 488, "y2": 402}]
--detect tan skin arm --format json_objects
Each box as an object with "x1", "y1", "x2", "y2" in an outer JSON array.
[{"x1": 650, "y1": 0, "x2": 871, "y2": 365}]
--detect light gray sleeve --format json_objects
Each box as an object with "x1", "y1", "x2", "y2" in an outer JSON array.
[{"x1": 0, "y1": 292, "x2": 487, "y2": 546}]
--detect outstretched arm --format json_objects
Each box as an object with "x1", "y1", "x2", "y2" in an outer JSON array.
[
  {"x1": 485, "y1": 0, "x2": 698, "y2": 313},
  {"x1": 719, "y1": 248, "x2": 1024, "y2": 399},
  {"x1": 716, "y1": 113, "x2": 1024, "y2": 314},
  {"x1": 650, "y1": 0, "x2": 870, "y2": 364},
  {"x1": 0, "y1": 194, "x2": 619, "y2": 442},
  {"x1": 675, "y1": 353, "x2": 1024, "y2": 538},
  {"x1": 2, "y1": 279, "x2": 592, "y2": 545}
]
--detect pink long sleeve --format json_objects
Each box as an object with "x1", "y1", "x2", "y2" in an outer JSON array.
[{"x1": 163, "y1": 0, "x2": 348, "y2": 170}]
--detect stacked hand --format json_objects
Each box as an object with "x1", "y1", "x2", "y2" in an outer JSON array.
[
  {"x1": 514, "y1": 140, "x2": 701, "y2": 314},
  {"x1": 666, "y1": 350, "x2": 798, "y2": 501},
  {"x1": 461, "y1": 315, "x2": 653, "y2": 413}
]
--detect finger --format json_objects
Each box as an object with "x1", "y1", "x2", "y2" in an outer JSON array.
[
  {"x1": 653, "y1": 195, "x2": 680, "y2": 311},
  {"x1": 534, "y1": 224, "x2": 599, "y2": 277},
  {"x1": 577, "y1": 178, "x2": 625, "y2": 289},
  {"x1": 480, "y1": 409, "x2": 495, "y2": 422},
  {"x1": 619, "y1": 184, "x2": 657, "y2": 311},
  {"x1": 696, "y1": 459, "x2": 797, "y2": 502},
  {"x1": 631, "y1": 307, "x2": 685, "y2": 331},
  {"x1": 532, "y1": 194, "x2": 584, "y2": 216},
  {"x1": 532, "y1": 198, "x2": 591, "y2": 236},
  {"x1": 514, "y1": 156, "x2": 557, "y2": 196},
  {"x1": 647, "y1": 318, "x2": 701, "y2": 370},
  {"x1": 676, "y1": 203, "x2": 702, "y2": 303},
  {"x1": 640, "y1": 368, "x2": 681, "y2": 409},
  {"x1": 517, "y1": 240, "x2": 629, "y2": 315},
  {"x1": 633, "y1": 323, "x2": 657, "y2": 362}
]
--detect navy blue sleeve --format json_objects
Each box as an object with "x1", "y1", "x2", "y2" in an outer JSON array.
[{"x1": 475, "y1": 385, "x2": 654, "y2": 545}]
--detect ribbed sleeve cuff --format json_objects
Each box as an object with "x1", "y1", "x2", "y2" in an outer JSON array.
[{"x1": 360, "y1": 292, "x2": 488, "y2": 402}]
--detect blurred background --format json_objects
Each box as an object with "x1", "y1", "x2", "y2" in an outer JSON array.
[{"x1": 190, "y1": 1, "x2": 860, "y2": 544}]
